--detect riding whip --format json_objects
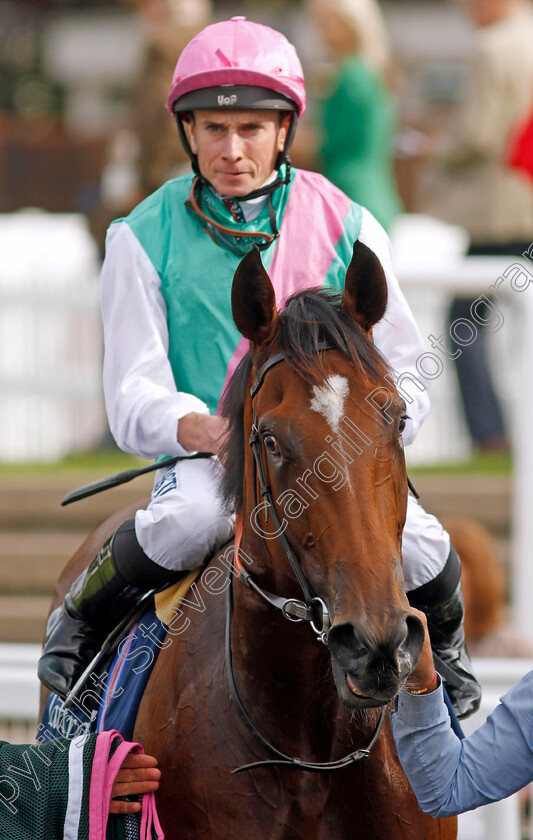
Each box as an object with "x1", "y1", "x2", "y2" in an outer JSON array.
[{"x1": 60, "y1": 452, "x2": 214, "y2": 506}]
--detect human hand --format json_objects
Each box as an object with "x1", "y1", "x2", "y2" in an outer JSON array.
[
  {"x1": 109, "y1": 752, "x2": 161, "y2": 815},
  {"x1": 177, "y1": 412, "x2": 229, "y2": 454},
  {"x1": 404, "y1": 608, "x2": 438, "y2": 695}
]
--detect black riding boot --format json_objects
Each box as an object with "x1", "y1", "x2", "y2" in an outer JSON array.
[
  {"x1": 38, "y1": 519, "x2": 175, "y2": 700},
  {"x1": 408, "y1": 546, "x2": 481, "y2": 720}
]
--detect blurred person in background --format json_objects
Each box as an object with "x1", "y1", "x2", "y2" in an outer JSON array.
[
  {"x1": 131, "y1": 0, "x2": 213, "y2": 196},
  {"x1": 91, "y1": 0, "x2": 212, "y2": 252},
  {"x1": 428, "y1": 0, "x2": 533, "y2": 453},
  {"x1": 307, "y1": 0, "x2": 403, "y2": 231}
]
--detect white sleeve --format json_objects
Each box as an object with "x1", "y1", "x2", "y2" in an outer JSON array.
[
  {"x1": 358, "y1": 209, "x2": 431, "y2": 446},
  {"x1": 100, "y1": 222, "x2": 209, "y2": 459}
]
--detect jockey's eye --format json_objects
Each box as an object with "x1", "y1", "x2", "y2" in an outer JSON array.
[
  {"x1": 263, "y1": 434, "x2": 282, "y2": 457},
  {"x1": 399, "y1": 414, "x2": 408, "y2": 435}
]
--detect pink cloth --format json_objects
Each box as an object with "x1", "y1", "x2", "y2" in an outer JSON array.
[
  {"x1": 89, "y1": 729, "x2": 164, "y2": 840},
  {"x1": 218, "y1": 169, "x2": 352, "y2": 409},
  {"x1": 166, "y1": 17, "x2": 306, "y2": 116}
]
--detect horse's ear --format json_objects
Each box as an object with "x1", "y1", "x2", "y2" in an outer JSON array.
[
  {"x1": 232, "y1": 245, "x2": 278, "y2": 347},
  {"x1": 341, "y1": 240, "x2": 388, "y2": 332}
]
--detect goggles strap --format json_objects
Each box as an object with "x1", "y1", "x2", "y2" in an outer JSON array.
[{"x1": 187, "y1": 178, "x2": 280, "y2": 251}]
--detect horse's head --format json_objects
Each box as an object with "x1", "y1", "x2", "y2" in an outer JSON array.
[{"x1": 222, "y1": 243, "x2": 424, "y2": 710}]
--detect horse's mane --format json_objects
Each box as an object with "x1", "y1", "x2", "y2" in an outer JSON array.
[{"x1": 219, "y1": 287, "x2": 391, "y2": 512}]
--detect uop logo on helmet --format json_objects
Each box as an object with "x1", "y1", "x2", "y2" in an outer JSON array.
[{"x1": 217, "y1": 94, "x2": 238, "y2": 106}]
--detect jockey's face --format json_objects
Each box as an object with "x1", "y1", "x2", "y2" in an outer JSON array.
[{"x1": 187, "y1": 109, "x2": 291, "y2": 196}]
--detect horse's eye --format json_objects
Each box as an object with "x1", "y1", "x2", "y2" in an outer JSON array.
[
  {"x1": 399, "y1": 414, "x2": 408, "y2": 435},
  {"x1": 263, "y1": 434, "x2": 282, "y2": 457}
]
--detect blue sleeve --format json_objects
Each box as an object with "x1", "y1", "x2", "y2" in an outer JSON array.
[{"x1": 390, "y1": 671, "x2": 533, "y2": 817}]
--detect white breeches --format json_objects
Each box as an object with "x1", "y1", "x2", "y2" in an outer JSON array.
[
  {"x1": 135, "y1": 457, "x2": 235, "y2": 572},
  {"x1": 401, "y1": 495, "x2": 450, "y2": 591},
  {"x1": 135, "y1": 458, "x2": 450, "y2": 588}
]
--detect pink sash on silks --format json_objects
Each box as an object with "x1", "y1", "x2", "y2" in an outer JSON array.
[
  {"x1": 218, "y1": 169, "x2": 353, "y2": 408},
  {"x1": 89, "y1": 729, "x2": 164, "y2": 840}
]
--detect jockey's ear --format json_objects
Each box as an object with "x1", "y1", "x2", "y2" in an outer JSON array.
[
  {"x1": 232, "y1": 245, "x2": 278, "y2": 348},
  {"x1": 341, "y1": 240, "x2": 388, "y2": 333}
]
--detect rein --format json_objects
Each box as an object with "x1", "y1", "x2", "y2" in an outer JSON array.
[
  {"x1": 225, "y1": 562, "x2": 386, "y2": 774},
  {"x1": 225, "y1": 345, "x2": 387, "y2": 774}
]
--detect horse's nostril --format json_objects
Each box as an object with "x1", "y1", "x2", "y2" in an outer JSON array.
[
  {"x1": 392, "y1": 619, "x2": 409, "y2": 652},
  {"x1": 405, "y1": 613, "x2": 425, "y2": 660},
  {"x1": 329, "y1": 618, "x2": 415, "y2": 673},
  {"x1": 328, "y1": 623, "x2": 368, "y2": 668}
]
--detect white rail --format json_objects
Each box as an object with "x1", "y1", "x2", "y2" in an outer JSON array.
[
  {"x1": 0, "y1": 211, "x2": 107, "y2": 462},
  {"x1": 391, "y1": 215, "x2": 533, "y2": 638}
]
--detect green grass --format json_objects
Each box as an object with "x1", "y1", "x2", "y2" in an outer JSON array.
[
  {"x1": 409, "y1": 451, "x2": 512, "y2": 476},
  {"x1": 0, "y1": 445, "x2": 146, "y2": 476},
  {"x1": 0, "y1": 447, "x2": 513, "y2": 479}
]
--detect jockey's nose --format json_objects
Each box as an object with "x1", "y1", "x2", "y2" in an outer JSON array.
[{"x1": 223, "y1": 129, "x2": 244, "y2": 161}]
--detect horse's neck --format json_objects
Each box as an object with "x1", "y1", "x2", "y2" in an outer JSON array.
[{"x1": 233, "y1": 593, "x2": 330, "y2": 732}]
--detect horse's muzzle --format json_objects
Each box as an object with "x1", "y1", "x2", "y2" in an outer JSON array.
[{"x1": 327, "y1": 613, "x2": 425, "y2": 708}]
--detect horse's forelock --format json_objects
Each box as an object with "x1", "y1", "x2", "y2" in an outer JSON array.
[
  {"x1": 278, "y1": 289, "x2": 389, "y2": 385},
  {"x1": 218, "y1": 288, "x2": 391, "y2": 512}
]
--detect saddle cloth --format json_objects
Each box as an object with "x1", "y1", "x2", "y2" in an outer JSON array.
[{"x1": 40, "y1": 570, "x2": 201, "y2": 745}]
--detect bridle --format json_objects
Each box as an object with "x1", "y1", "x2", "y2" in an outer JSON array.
[
  {"x1": 225, "y1": 344, "x2": 386, "y2": 773},
  {"x1": 243, "y1": 346, "x2": 334, "y2": 638}
]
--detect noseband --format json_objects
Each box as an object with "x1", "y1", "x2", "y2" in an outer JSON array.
[{"x1": 225, "y1": 345, "x2": 386, "y2": 774}]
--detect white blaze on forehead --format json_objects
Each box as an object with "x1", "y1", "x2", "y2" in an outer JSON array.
[{"x1": 310, "y1": 375, "x2": 349, "y2": 432}]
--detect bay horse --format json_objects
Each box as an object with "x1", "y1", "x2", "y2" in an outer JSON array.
[{"x1": 44, "y1": 243, "x2": 456, "y2": 839}]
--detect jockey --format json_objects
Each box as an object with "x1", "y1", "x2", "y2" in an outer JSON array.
[{"x1": 38, "y1": 17, "x2": 480, "y2": 719}]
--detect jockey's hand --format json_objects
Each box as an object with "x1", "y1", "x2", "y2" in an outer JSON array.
[
  {"x1": 109, "y1": 752, "x2": 161, "y2": 815},
  {"x1": 404, "y1": 609, "x2": 438, "y2": 695},
  {"x1": 177, "y1": 412, "x2": 229, "y2": 454}
]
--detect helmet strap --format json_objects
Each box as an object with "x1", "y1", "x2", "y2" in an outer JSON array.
[
  {"x1": 176, "y1": 114, "x2": 201, "y2": 177},
  {"x1": 232, "y1": 160, "x2": 291, "y2": 202}
]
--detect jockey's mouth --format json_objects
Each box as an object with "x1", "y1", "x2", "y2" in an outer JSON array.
[{"x1": 215, "y1": 168, "x2": 251, "y2": 179}]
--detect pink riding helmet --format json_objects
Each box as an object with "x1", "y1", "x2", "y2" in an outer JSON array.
[{"x1": 165, "y1": 16, "x2": 306, "y2": 117}]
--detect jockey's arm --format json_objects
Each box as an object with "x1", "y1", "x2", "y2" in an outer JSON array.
[
  {"x1": 100, "y1": 221, "x2": 210, "y2": 459},
  {"x1": 358, "y1": 209, "x2": 431, "y2": 446}
]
